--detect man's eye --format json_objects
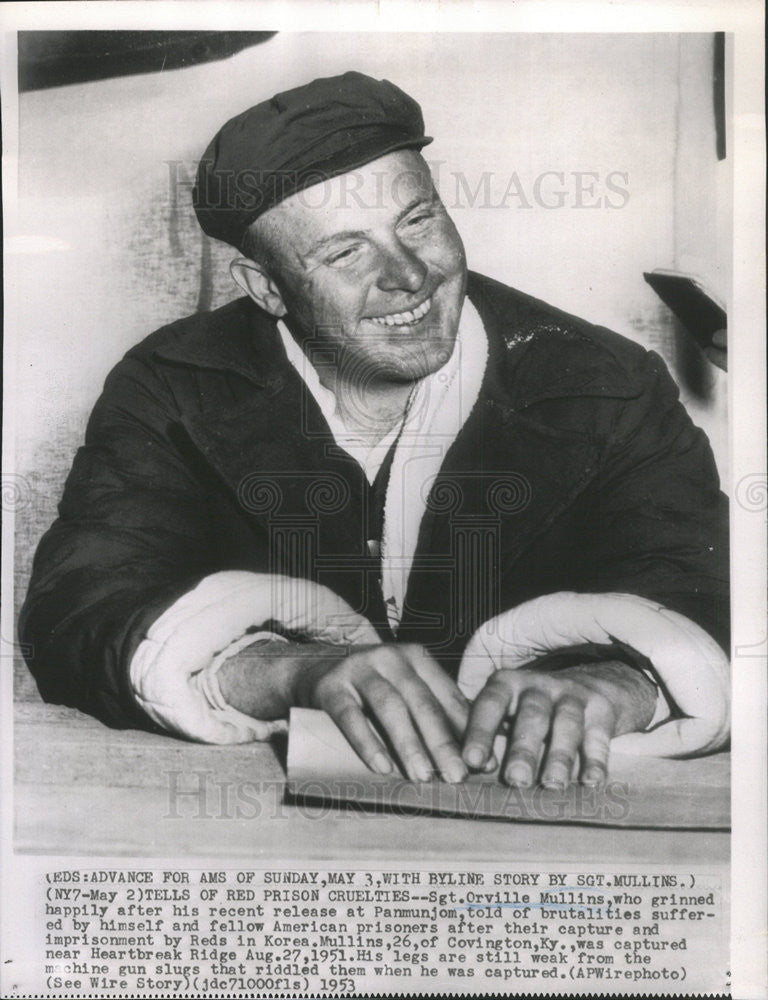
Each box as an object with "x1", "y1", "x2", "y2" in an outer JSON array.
[
  {"x1": 405, "y1": 211, "x2": 433, "y2": 226},
  {"x1": 326, "y1": 246, "x2": 361, "y2": 267}
]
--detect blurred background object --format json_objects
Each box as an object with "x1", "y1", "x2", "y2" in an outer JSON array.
[{"x1": 18, "y1": 31, "x2": 276, "y2": 90}]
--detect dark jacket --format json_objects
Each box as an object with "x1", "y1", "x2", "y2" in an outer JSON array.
[{"x1": 20, "y1": 272, "x2": 730, "y2": 730}]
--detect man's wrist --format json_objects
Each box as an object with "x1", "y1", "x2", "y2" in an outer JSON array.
[
  {"x1": 289, "y1": 643, "x2": 349, "y2": 709},
  {"x1": 217, "y1": 639, "x2": 346, "y2": 717},
  {"x1": 557, "y1": 660, "x2": 657, "y2": 734}
]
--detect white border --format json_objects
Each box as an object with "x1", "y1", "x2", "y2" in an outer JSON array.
[{"x1": 1, "y1": 3, "x2": 765, "y2": 997}]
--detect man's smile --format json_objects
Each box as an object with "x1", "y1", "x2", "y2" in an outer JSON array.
[{"x1": 367, "y1": 295, "x2": 433, "y2": 328}]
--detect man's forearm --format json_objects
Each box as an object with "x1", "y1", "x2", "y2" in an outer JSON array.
[{"x1": 216, "y1": 639, "x2": 345, "y2": 718}]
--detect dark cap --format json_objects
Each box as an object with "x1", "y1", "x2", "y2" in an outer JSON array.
[{"x1": 193, "y1": 70, "x2": 433, "y2": 249}]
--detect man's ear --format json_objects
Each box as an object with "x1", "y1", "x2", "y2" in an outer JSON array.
[{"x1": 230, "y1": 258, "x2": 288, "y2": 317}]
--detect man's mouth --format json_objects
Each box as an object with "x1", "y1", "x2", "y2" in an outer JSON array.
[{"x1": 368, "y1": 296, "x2": 432, "y2": 327}]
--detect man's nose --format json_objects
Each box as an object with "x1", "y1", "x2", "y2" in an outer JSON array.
[{"x1": 375, "y1": 239, "x2": 427, "y2": 293}]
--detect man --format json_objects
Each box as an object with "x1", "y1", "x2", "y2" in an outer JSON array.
[{"x1": 21, "y1": 72, "x2": 730, "y2": 790}]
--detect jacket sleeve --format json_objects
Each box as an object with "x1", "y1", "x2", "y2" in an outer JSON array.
[
  {"x1": 572, "y1": 348, "x2": 730, "y2": 652},
  {"x1": 458, "y1": 345, "x2": 730, "y2": 757},
  {"x1": 19, "y1": 351, "x2": 219, "y2": 730}
]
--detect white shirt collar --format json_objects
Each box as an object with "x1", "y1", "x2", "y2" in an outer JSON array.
[{"x1": 276, "y1": 297, "x2": 487, "y2": 484}]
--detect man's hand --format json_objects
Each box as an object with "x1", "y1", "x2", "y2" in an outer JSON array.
[
  {"x1": 294, "y1": 643, "x2": 470, "y2": 783},
  {"x1": 218, "y1": 640, "x2": 470, "y2": 783},
  {"x1": 462, "y1": 660, "x2": 657, "y2": 789}
]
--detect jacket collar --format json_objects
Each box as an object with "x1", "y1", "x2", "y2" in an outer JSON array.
[
  {"x1": 465, "y1": 271, "x2": 642, "y2": 409},
  {"x1": 151, "y1": 296, "x2": 286, "y2": 388}
]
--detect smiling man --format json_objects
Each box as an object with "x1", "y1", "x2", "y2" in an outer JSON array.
[{"x1": 21, "y1": 72, "x2": 731, "y2": 789}]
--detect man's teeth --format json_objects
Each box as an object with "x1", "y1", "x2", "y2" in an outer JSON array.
[{"x1": 369, "y1": 297, "x2": 432, "y2": 327}]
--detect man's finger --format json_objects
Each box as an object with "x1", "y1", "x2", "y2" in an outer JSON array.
[
  {"x1": 406, "y1": 646, "x2": 471, "y2": 736},
  {"x1": 463, "y1": 673, "x2": 515, "y2": 770},
  {"x1": 577, "y1": 693, "x2": 617, "y2": 786},
  {"x1": 396, "y1": 670, "x2": 467, "y2": 783},
  {"x1": 540, "y1": 694, "x2": 584, "y2": 790},
  {"x1": 580, "y1": 723, "x2": 612, "y2": 787},
  {"x1": 580, "y1": 728, "x2": 611, "y2": 786},
  {"x1": 360, "y1": 675, "x2": 434, "y2": 782},
  {"x1": 329, "y1": 697, "x2": 393, "y2": 775},
  {"x1": 502, "y1": 687, "x2": 554, "y2": 787}
]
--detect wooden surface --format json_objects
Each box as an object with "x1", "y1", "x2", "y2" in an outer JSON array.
[{"x1": 15, "y1": 702, "x2": 729, "y2": 864}]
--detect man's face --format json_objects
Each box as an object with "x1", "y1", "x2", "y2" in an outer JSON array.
[{"x1": 250, "y1": 150, "x2": 467, "y2": 385}]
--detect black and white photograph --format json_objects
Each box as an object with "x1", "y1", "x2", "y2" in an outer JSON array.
[{"x1": 1, "y1": 2, "x2": 765, "y2": 996}]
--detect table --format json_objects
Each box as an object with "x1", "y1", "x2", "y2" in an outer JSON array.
[{"x1": 14, "y1": 702, "x2": 729, "y2": 864}]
